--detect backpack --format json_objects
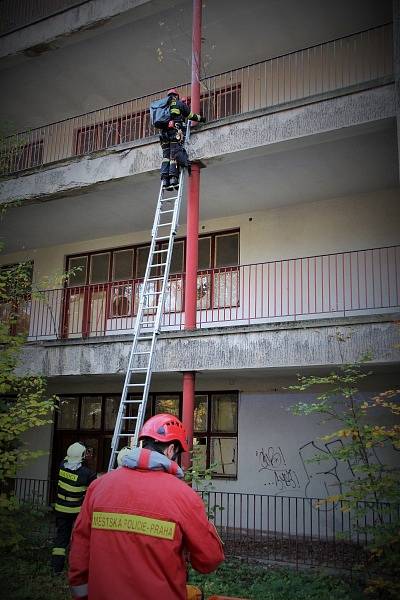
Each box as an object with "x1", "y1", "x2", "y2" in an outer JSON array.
[{"x1": 150, "y1": 96, "x2": 171, "y2": 129}]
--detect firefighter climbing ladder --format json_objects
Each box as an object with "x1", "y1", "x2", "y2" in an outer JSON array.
[{"x1": 108, "y1": 126, "x2": 191, "y2": 471}]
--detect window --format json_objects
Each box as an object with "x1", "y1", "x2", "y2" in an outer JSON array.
[
  {"x1": 197, "y1": 231, "x2": 240, "y2": 309},
  {"x1": 53, "y1": 391, "x2": 238, "y2": 478},
  {"x1": 57, "y1": 397, "x2": 79, "y2": 429},
  {"x1": 75, "y1": 110, "x2": 150, "y2": 155},
  {"x1": 194, "y1": 392, "x2": 238, "y2": 478},
  {"x1": 64, "y1": 229, "x2": 240, "y2": 333},
  {"x1": 8, "y1": 140, "x2": 44, "y2": 173}
]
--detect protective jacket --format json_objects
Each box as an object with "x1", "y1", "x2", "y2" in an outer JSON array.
[
  {"x1": 68, "y1": 448, "x2": 224, "y2": 600},
  {"x1": 169, "y1": 98, "x2": 202, "y2": 124},
  {"x1": 54, "y1": 461, "x2": 97, "y2": 515}
]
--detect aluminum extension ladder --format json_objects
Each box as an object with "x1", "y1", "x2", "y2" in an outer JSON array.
[{"x1": 108, "y1": 126, "x2": 191, "y2": 470}]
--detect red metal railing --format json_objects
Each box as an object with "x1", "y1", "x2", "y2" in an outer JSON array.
[
  {"x1": 19, "y1": 245, "x2": 400, "y2": 341},
  {"x1": 0, "y1": 0, "x2": 88, "y2": 35},
  {"x1": 0, "y1": 24, "x2": 392, "y2": 176}
]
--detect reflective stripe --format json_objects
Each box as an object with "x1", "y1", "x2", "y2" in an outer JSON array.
[
  {"x1": 170, "y1": 108, "x2": 180, "y2": 115},
  {"x1": 58, "y1": 480, "x2": 87, "y2": 493},
  {"x1": 92, "y1": 511, "x2": 176, "y2": 540},
  {"x1": 58, "y1": 492, "x2": 81, "y2": 502},
  {"x1": 70, "y1": 584, "x2": 88, "y2": 598},
  {"x1": 52, "y1": 547, "x2": 66, "y2": 556},
  {"x1": 59, "y1": 469, "x2": 78, "y2": 482},
  {"x1": 55, "y1": 503, "x2": 81, "y2": 514}
]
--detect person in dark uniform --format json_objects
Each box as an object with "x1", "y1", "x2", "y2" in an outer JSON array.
[
  {"x1": 51, "y1": 442, "x2": 97, "y2": 574},
  {"x1": 160, "y1": 89, "x2": 205, "y2": 190}
]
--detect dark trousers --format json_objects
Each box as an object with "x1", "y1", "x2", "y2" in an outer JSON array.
[
  {"x1": 159, "y1": 127, "x2": 185, "y2": 180},
  {"x1": 51, "y1": 513, "x2": 77, "y2": 573}
]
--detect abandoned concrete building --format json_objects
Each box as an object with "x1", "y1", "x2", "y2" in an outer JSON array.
[{"x1": 0, "y1": 0, "x2": 399, "y2": 567}]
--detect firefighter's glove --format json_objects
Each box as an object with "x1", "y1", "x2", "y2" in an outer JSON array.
[
  {"x1": 168, "y1": 120, "x2": 175, "y2": 128},
  {"x1": 176, "y1": 129, "x2": 184, "y2": 142}
]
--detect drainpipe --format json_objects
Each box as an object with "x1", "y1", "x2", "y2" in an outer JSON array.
[{"x1": 182, "y1": 0, "x2": 202, "y2": 471}]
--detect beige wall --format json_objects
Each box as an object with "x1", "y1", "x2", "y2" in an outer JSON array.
[{"x1": 1, "y1": 187, "x2": 398, "y2": 284}]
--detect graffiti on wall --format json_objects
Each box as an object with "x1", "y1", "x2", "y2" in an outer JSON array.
[
  {"x1": 298, "y1": 439, "x2": 354, "y2": 500},
  {"x1": 255, "y1": 446, "x2": 301, "y2": 493}
]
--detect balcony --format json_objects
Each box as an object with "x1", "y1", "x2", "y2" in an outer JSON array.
[
  {"x1": 0, "y1": 0, "x2": 88, "y2": 36},
  {"x1": 7, "y1": 245, "x2": 399, "y2": 342},
  {"x1": 0, "y1": 23, "x2": 393, "y2": 177}
]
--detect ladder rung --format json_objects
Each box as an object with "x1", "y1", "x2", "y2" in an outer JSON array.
[
  {"x1": 155, "y1": 236, "x2": 172, "y2": 241},
  {"x1": 137, "y1": 335, "x2": 155, "y2": 340},
  {"x1": 157, "y1": 222, "x2": 173, "y2": 227},
  {"x1": 161, "y1": 195, "x2": 178, "y2": 201},
  {"x1": 133, "y1": 351, "x2": 151, "y2": 355},
  {"x1": 149, "y1": 262, "x2": 166, "y2": 267},
  {"x1": 118, "y1": 433, "x2": 136, "y2": 438},
  {"x1": 122, "y1": 416, "x2": 138, "y2": 420},
  {"x1": 143, "y1": 290, "x2": 162, "y2": 295},
  {"x1": 123, "y1": 399, "x2": 144, "y2": 403},
  {"x1": 129, "y1": 367, "x2": 148, "y2": 372},
  {"x1": 147, "y1": 276, "x2": 164, "y2": 281},
  {"x1": 160, "y1": 209, "x2": 174, "y2": 214},
  {"x1": 153, "y1": 249, "x2": 168, "y2": 254},
  {"x1": 127, "y1": 383, "x2": 146, "y2": 387}
]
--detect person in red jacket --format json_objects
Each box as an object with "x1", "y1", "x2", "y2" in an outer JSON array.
[{"x1": 68, "y1": 413, "x2": 224, "y2": 600}]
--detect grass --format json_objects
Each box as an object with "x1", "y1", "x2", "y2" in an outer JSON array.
[
  {"x1": 0, "y1": 508, "x2": 365, "y2": 600},
  {"x1": 189, "y1": 560, "x2": 364, "y2": 600}
]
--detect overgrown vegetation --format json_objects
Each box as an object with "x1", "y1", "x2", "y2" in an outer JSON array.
[
  {"x1": 0, "y1": 511, "x2": 364, "y2": 600},
  {"x1": 289, "y1": 330, "x2": 400, "y2": 599},
  {"x1": 0, "y1": 261, "x2": 57, "y2": 549}
]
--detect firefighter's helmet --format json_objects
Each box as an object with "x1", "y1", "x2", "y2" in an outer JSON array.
[
  {"x1": 66, "y1": 442, "x2": 86, "y2": 462},
  {"x1": 167, "y1": 88, "x2": 179, "y2": 97},
  {"x1": 138, "y1": 413, "x2": 189, "y2": 452}
]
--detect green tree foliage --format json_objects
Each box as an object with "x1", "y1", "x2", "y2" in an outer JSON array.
[
  {"x1": 0, "y1": 261, "x2": 57, "y2": 549},
  {"x1": 289, "y1": 331, "x2": 400, "y2": 599}
]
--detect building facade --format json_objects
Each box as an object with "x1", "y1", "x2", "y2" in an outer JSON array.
[{"x1": 0, "y1": 0, "x2": 399, "y2": 528}]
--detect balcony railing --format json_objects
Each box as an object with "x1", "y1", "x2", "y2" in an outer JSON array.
[
  {"x1": 7, "y1": 245, "x2": 399, "y2": 341},
  {"x1": 0, "y1": 0, "x2": 88, "y2": 36},
  {"x1": 0, "y1": 23, "x2": 392, "y2": 176},
  {"x1": 5, "y1": 477, "x2": 399, "y2": 570}
]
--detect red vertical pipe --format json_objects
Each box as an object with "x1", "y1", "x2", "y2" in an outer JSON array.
[
  {"x1": 182, "y1": 371, "x2": 195, "y2": 471},
  {"x1": 182, "y1": 0, "x2": 202, "y2": 471}
]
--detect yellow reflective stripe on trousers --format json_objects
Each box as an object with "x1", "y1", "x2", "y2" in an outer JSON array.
[
  {"x1": 52, "y1": 547, "x2": 66, "y2": 556},
  {"x1": 170, "y1": 108, "x2": 180, "y2": 115},
  {"x1": 55, "y1": 503, "x2": 81, "y2": 514},
  {"x1": 58, "y1": 480, "x2": 87, "y2": 493},
  {"x1": 58, "y1": 492, "x2": 81, "y2": 502},
  {"x1": 92, "y1": 511, "x2": 176, "y2": 540}
]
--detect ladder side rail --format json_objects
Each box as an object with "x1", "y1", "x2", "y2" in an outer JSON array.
[{"x1": 108, "y1": 123, "x2": 192, "y2": 468}]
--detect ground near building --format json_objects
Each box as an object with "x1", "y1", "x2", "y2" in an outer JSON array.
[{"x1": 0, "y1": 507, "x2": 365, "y2": 600}]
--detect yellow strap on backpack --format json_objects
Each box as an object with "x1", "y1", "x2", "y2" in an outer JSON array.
[{"x1": 186, "y1": 584, "x2": 203, "y2": 600}]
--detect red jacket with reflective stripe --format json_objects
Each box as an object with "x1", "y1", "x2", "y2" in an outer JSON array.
[{"x1": 68, "y1": 465, "x2": 224, "y2": 600}]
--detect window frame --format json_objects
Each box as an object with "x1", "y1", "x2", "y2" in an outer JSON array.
[{"x1": 54, "y1": 391, "x2": 238, "y2": 479}]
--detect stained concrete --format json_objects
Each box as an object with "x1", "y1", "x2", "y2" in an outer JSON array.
[
  {"x1": 17, "y1": 314, "x2": 400, "y2": 378},
  {"x1": 0, "y1": 84, "x2": 395, "y2": 206},
  {"x1": 0, "y1": 0, "x2": 153, "y2": 59}
]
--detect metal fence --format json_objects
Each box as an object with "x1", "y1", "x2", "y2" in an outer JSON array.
[
  {"x1": 0, "y1": 23, "x2": 393, "y2": 176},
  {"x1": 5, "y1": 478, "x2": 399, "y2": 570},
  {"x1": 10, "y1": 244, "x2": 399, "y2": 341},
  {"x1": 0, "y1": 0, "x2": 89, "y2": 35}
]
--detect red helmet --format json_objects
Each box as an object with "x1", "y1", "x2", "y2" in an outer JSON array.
[
  {"x1": 138, "y1": 413, "x2": 188, "y2": 452},
  {"x1": 167, "y1": 88, "x2": 179, "y2": 97}
]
